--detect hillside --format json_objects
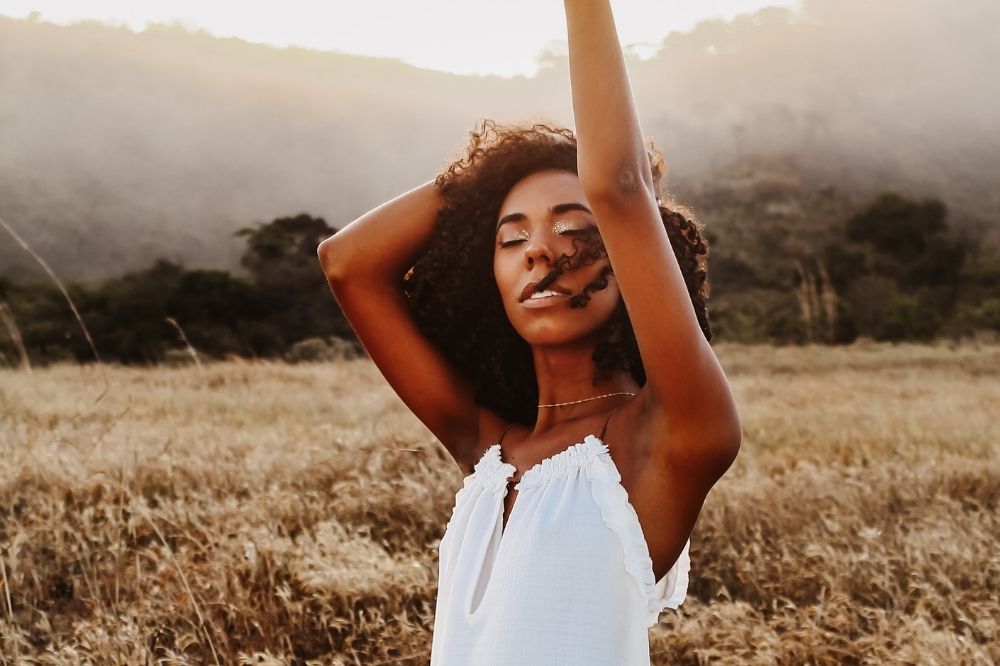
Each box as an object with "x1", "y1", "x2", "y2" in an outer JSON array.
[{"x1": 1, "y1": 0, "x2": 997, "y2": 283}]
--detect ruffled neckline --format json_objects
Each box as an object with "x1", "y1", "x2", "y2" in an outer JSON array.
[
  {"x1": 471, "y1": 435, "x2": 600, "y2": 491},
  {"x1": 467, "y1": 433, "x2": 690, "y2": 625}
]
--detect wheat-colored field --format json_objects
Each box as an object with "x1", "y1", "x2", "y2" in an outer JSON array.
[{"x1": 0, "y1": 342, "x2": 997, "y2": 665}]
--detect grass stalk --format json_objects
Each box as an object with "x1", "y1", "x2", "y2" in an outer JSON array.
[
  {"x1": 0, "y1": 547, "x2": 18, "y2": 665},
  {"x1": 0, "y1": 214, "x2": 109, "y2": 401},
  {"x1": 0, "y1": 299, "x2": 31, "y2": 375},
  {"x1": 124, "y1": 488, "x2": 222, "y2": 666},
  {"x1": 164, "y1": 317, "x2": 204, "y2": 372}
]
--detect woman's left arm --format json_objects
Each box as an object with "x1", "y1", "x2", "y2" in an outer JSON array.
[{"x1": 564, "y1": 0, "x2": 740, "y2": 481}]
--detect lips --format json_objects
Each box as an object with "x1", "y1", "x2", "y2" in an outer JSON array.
[{"x1": 519, "y1": 279, "x2": 573, "y2": 303}]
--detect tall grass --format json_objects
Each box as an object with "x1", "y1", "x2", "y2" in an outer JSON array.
[{"x1": 0, "y1": 342, "x2": 997, "y2": 664}]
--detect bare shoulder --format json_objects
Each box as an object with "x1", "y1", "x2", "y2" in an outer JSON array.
[{"x1": 448, "y1": 406, "x2": 512, "y2": 476}]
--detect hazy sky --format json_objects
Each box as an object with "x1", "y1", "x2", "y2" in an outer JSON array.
[{"x1": 0, "y1": 0, "x2": 799, "y2": 76}]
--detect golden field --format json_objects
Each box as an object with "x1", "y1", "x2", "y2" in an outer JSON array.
[{"x1": 0, "y1": 342, "x2": 997, "y2": 665}]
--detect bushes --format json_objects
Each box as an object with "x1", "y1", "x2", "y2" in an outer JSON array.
[
  {"x1": 1, "y1": 196, "x2": 997, "y2": 360},
  {"x1": 706, "y1": 190, "x2": 994, "y2": 345},
  {"x1": 284, "y1": 337, "x2": 364, "y2": 363},
  {"x1": 0, "y1": 214, "x2": 358, "y2": 367},
  {"x1": 877, "y1": 293, "x2": 943, "y2": 342}
]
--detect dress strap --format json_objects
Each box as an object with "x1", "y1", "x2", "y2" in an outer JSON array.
[
  {"x1": 496, "y1": 422, "x2": 518, "y2": 481},
  {"x1": 497, "y1": 421, "x2": 517, "y2": 446},
  {"x1": 599, "y1": 398, "x2": 632, "y2": 442}
]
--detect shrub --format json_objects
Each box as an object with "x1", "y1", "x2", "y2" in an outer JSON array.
[{"x1": 284, "y1": 336, "x2": 362, "y2": 363}]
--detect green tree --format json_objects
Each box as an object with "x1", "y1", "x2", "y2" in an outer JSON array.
[
  {"x1": 840, "y1": 192, "x2": 975, "y2": 340},
  {"x1": 166, "y1": 270, "x2": 260, "y2": 358},
  {"x1": 86, "y1": 259, "x2": 186, "y2": 364},
  {"x1": 234, "y1": 213, "x2": 349, "y2": 354},
  {"x1": 845, "y1": 193, "x2": 947, "y2": 265},
  {"x1": 877, "y1": 292, "x2": 943, "y2": 341}
]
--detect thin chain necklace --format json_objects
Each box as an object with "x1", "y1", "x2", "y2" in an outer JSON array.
[{"x1": 537, "y1": 391, "x2": 636, "y2": 408}]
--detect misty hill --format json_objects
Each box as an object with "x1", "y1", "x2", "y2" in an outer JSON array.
[{"x1": 1, "y1": 0, "x2": 997, "y2": 284}]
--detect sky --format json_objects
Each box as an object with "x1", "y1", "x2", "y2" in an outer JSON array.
[{"x1": 0, "y1": 0, "x2": 800, "y2": 77}]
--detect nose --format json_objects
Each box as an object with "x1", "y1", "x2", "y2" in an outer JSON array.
[{"x1": 523, "y1": 235, "x2": 553, "y2": 267}]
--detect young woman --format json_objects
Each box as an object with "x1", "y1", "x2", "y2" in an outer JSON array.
[{"x1": 317, "y1": 2, "x2": 741, "y2": 663}]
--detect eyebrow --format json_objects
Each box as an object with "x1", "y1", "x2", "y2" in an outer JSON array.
[{"x1": 495, "y1": 202, "x2": 594, "y2": 232}]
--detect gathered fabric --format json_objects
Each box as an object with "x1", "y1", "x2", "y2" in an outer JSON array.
[{"x1": 430, "y1": 433, "x2": 690, "y2": 666}]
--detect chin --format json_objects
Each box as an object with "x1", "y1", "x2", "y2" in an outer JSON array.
[
  {"x1": 507, "y1": 299, "x2": 617, "y2": 342},
  {"x1": 519, "y1": 331, "x2": 578, "y2": 347}
]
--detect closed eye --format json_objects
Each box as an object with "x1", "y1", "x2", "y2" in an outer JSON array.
[{"x1": 560, "y1": 223, "x2": 599, "y2": 238}]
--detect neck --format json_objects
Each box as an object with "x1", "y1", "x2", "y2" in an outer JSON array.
[{"x1": 531, "y1": 338, "x2": 639, "y2": 434}]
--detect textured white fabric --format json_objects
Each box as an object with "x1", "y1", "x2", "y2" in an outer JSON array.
[{"x1": 430, "y1": 434, "x2": 690, "y2": 666}]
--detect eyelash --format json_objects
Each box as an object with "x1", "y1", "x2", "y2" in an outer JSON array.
[{"x1": 498, "y1": 226, "x2": 592, "y2": 248}]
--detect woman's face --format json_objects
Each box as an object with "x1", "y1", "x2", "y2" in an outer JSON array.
[{"x1": 493, "y1": 169, "x2": 620, "y2": 346}]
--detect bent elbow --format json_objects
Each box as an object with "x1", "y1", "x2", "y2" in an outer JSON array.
[
  {"x1": 679, "y1": 407, "x2": 741, "y2": 483},
  {"x1": 317, "y1": 238, "x2": 348, "y2": 284},
  {"x1": 715, "y1": 428, "x2": 742, "y2": 473},
  {"x1": 709, "y1": 414, "x2": 742, "y2": 479}
]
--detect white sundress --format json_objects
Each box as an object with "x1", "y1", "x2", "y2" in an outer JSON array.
[{"x1": 429, "y1": 428, "x2": 691, "y2": 666}]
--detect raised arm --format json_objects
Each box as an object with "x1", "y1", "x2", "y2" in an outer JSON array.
[
  {"x1": 563, "y1": 0, "x2": 740, "y2": 480},
  {"x1": 317, "y1": 181, "x2": 490, "y2": 470}
]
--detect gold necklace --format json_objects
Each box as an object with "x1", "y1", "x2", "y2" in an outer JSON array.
[{"x1": 537, "y1": 391, "x2": 636, "y2": 408}]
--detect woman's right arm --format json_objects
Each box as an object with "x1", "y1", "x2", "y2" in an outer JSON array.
[{"x1": 317, "y1": 180, "x2": 495, "y2": 470}]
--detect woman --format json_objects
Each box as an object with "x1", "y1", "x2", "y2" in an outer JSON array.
[{"x1": 317, "y1": 1, "x2": 741, "y2": 663}]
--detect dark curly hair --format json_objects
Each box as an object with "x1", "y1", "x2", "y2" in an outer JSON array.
[{"x1": 402, "y1": 120, "x2": 710, "y2": 426}]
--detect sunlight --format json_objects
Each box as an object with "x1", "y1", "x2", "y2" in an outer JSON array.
[{"x1": 2, "y1": 0, "x2": 800, "y2": 77}]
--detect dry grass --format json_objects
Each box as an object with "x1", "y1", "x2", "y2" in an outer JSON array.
[{"x1": 0, "y1": 342, "x2": 997, "y2": 665}]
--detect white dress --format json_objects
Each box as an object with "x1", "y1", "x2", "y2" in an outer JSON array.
[{"x1": 430, "y1": 432, "x2": 691, "y2": 666}]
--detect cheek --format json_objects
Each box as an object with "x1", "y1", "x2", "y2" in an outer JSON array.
[
  {"x1": 493, "y1": 255, "x2": 515, "y2": 293},
  {"x1": 593, "y1": 278, "x2": 622, "y2": 314},
  {"x1": 568, "y1": 278, "x2": 618, "y2": 317},
  {"x1": 492, "y1": 257, "x2": 502, "y2": 291}
]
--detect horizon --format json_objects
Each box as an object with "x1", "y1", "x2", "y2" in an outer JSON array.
[{"x1": 0, "y1": 0, "x2": 800, "y2": 77}]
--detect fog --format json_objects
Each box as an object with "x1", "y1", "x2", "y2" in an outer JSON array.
[{"x1": 1, "y1": 0, "x2": 997, "y2": 282}]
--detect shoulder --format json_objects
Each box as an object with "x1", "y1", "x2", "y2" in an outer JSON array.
[{"x1": 449, "y1": 406, "x2": 513, "y2": 476}]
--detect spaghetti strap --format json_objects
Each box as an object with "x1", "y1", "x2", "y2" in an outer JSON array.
[
  {"x1": 599, "y1": 399, "x2": 631, "y2": 441},
  {"x1": 497, "y1": 421, "x2": 517, "y2": 445}
]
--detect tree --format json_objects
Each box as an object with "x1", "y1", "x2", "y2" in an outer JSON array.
[
  {"x1": 845, "y1": 193, "x2": 947, "y2": 266},
  {"x1": 166, "y1": 270, "x2": 260, "y2": 358},
  {"x1": 234, "y1": 214, "x2": 350, "y2": 353},
  {"x1": 840, "y1": 192, "x2": 973, "y2": 339},
  {"x1": 236, "y1": 213, "x2": 336, "y2": 282},
  {"x1": 87, "y1": 259, "x2": 186, "y2": 364}
]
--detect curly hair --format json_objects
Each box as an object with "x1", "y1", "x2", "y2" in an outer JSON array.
[{"x1": 402, "y1": 120, "x2": 711, "y2": 426}]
